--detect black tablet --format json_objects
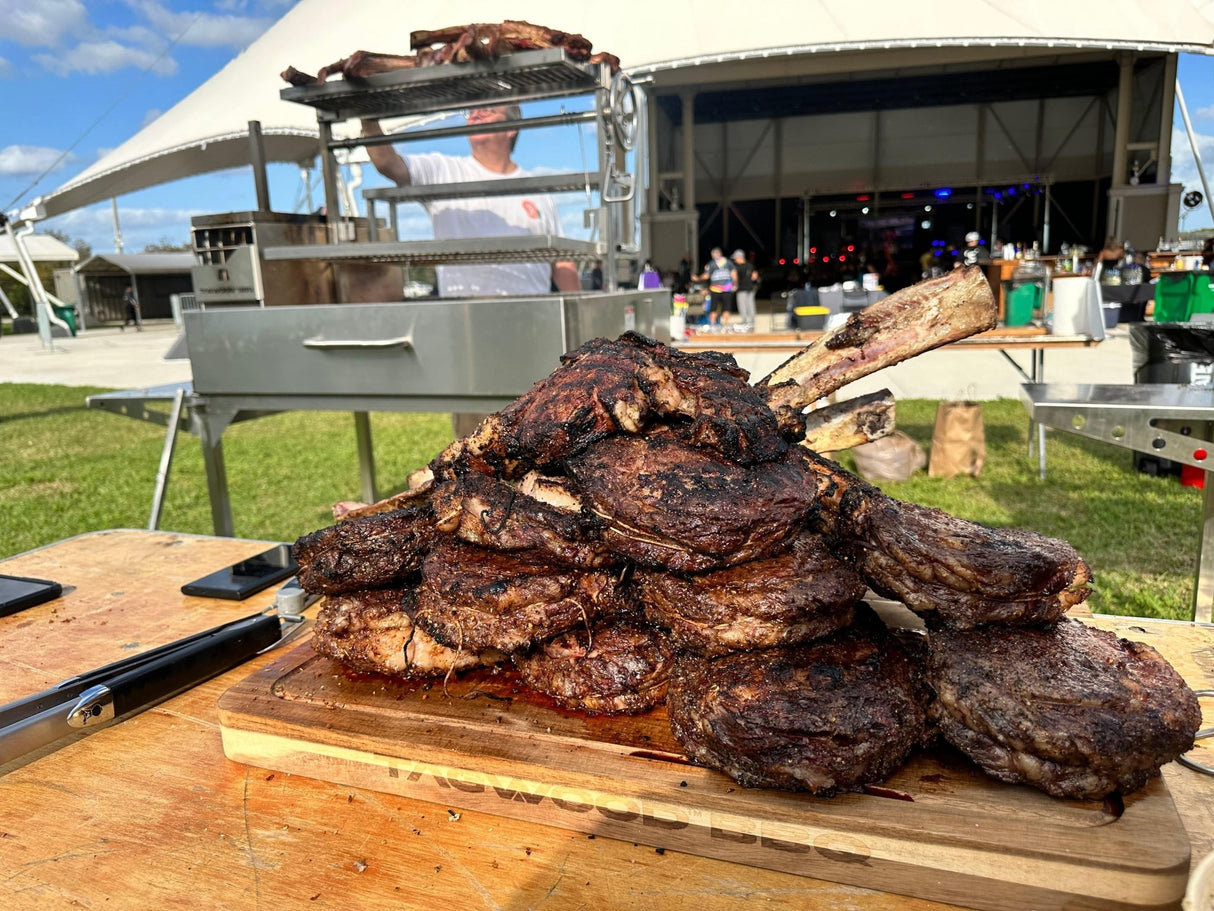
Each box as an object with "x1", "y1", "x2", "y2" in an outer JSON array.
[
  {"x1": 180, "y1": 544, "x2": 298, "y2": 601},
  {"x1": 0, "y1": 574, "x2": 63, "y2": 616}
]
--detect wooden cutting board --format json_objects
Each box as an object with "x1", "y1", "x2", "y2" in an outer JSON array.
[{"x1": 218, "y1": 635, "x2": 1192, "y2": 911}]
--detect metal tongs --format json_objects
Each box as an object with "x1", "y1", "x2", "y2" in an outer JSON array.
[
  {"x1": 1179, "y1": 689, "x2": 1214, "y2": 776},
  {"x1": 0, "y1": 578, "x2": 318, "y2": 769}
]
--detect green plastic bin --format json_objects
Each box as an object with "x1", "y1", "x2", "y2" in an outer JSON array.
[
  {"x1": 1004, "y1": 282, "x2": 1040, "y2": 327},
  {"x1": 1191, "y1": 274, "x2": 1214, "y2": 318},
  {"x1": 1154, "y1": 272, "x2": 1194, "y2": 322},
  {"x1": 51, "y1": 304, "x2": 77, "y2": 336}
]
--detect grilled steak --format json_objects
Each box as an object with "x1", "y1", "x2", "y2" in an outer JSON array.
[
  {"x1": 928, "y1": 618, "x2": 1201, "y2": 799},
  {"x1": 294, "y1": 500, "x2": 436, "y2": 594},
  {"x1": 431, "y1": 332, "x2": 791, "y2": 481},
  {"x1": 412, "y1": 537, "x2": 624, "y2": 653},
  {"x1": 567, "y1": 431, "x2": 819, "y2": 573},
  {"x1": 634, "y1": 532, "x2": 864, "y2": 656},
  {"x1": 311, "y1": 588, "x2": 504, "y2": 678},
  {"x1": 667, "y1": 607, "x2": 931, "y2": 795},
  {"x1": 430, "y1": 470, "x2": 614, "y2": 569},
  {"x1": 800, "y1": 450, "x2": 1091, "y2": 628},
  {"x1": 513, "y1": 615, "x2": 673, "y2": 715}
]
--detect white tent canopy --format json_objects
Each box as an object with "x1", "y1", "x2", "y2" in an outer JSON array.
[
  {"x1": 33, "y1": 0, "x2": 1214, "y2": 219},
  {"x1": 0, "y1": 233, "x2": 79, "y2": 263}
]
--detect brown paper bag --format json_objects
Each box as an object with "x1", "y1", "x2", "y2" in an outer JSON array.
[
  {"x1": 928, "y1": 401, "x2": 986, "y2": 478},
  {"x1": 851, "y1": 431, "x2": 927, "y2": 482}
]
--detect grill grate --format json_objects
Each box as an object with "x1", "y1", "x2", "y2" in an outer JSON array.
[{"x1": 281, "y1": 48, "x2": 602, "y2": 121}]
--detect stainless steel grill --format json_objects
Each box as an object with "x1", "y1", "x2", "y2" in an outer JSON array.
[{"x1": 94, "y1": 48, "x2": 667, "y2": 538}]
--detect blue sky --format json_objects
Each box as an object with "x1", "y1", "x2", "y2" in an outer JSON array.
[{"x1": 3, "y1": 0, "x2": 1214, "y2": 255}]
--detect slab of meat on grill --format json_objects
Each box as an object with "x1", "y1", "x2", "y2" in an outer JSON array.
[
  {"x1": 798, "y1": 449, "x2": 1091, "y2": 628},
  {"x1": 928, "y1": 618, "x2": 1201, "y2": 799},
  {"x1": 667, "y1": 607, "x2": 931, "y2": 795},
  {"x1": 294, "y1": 498, "x2": 436, "y2": 595},
  {"x1": 282, "y1": 21, "x2": 619, "y2": 86},
  {"x1": 566, "y1": 430, "x2": 819, "y2": 574},
  {"x1": 312, "y1": 588, "x2": 504, "y2": 678},
  {"x1": 430, "y1": 470, "x2": 614, "y2": 569},
  {"x1": 411, "y1": 536, "x2": 625, "y2": 654},
  {"x1": 634, "y1": 532, "x2": 864, "y2": 657},
  {"x1": 513, "y1": 615, "x2": 673, "y2": 715}
]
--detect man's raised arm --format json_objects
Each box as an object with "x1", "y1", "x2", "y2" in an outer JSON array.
[{"x1": 360, "y1": 119, "x2": 412, "y2": 186}]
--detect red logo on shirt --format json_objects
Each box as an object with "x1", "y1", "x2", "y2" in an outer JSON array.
[{"x1": 522, "y1": 200, "x2": 539, "y2": 219}]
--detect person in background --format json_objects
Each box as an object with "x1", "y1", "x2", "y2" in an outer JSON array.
[
  {"x1": 958, "y1": 232, "x2": 988, "y2": 268},
  {"x1": 361, "y1": 103, "x2": 580, "y2": 437},
  {"x1": 121, "y1": 285, "x2": 142, "y2": 331},
  {"x1": 698, "y1": 247, "x2": 735, "y2": 328},
  {"x1": 731, "y1": 249, "x2": 759, "y2": 332},
  {"x1": 673, "y1": 252, "x2": 693, "y2": 295},
  {"x1": 1202, "y1": 236, "x2": 1214, "y2": 269},
  {"x1": 360, "y1": 104, "x2": 580, "y2": 299},
  {"x1": 590, "y1": 259, "x2": 604, "y2": 290},
  {"x1": 1094, "y1": 236, "x2": 1124, "y2": 274}
]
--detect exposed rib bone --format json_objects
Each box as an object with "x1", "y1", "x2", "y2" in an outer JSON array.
[
  {"x1": 801, "y1": 390, "x2": 896, "y2": 454},
  {"x1": 760, "y1": 267, "x2": 995, "y2": 412}
]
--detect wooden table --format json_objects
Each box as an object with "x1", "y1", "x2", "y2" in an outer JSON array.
[{"x1": 0, "y1": 530, "x2": 1211, "y2": 910}]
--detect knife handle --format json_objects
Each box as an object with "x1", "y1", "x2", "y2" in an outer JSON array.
[{"x1": 101, "y1": 613, "x2": 283, "y2": 719}]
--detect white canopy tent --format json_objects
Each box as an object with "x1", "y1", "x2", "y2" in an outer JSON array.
[
  {"x1": 30, "y1": 0, "x2": 1214, "y2": 220},
  {"x1": 0, "y1": 233, "x2": 79, "y2": 264}
]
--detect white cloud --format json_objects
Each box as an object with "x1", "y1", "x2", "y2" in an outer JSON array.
[
  {"x1": 0, "y1": 145, "x2": 73, "y2": 177},
  {"x1": 44, "y1": 203, "x2": 202, "y2": 253},
  {"x1": 0, "y1": 56, "x2": 11, "y2": 78},
  {"x1": 141, "y1": 108, "x2": 163, "y2": 128},
  {"x1": 127, "y1": 0, "x2": 274, "y2": 51},
  {"x1": 33, "y1": 40, "x2": 177, "y2": 77},
  {"x1": 0, "y1": 0, "x2": 89, "y2": 47},
  {"x1": 1198, "y1": 104, "x2": 1214, "y2": 122}
]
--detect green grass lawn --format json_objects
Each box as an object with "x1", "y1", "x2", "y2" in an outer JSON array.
[{"x1": 0, "y1": 384, "x2": 1199, "y2": 620}]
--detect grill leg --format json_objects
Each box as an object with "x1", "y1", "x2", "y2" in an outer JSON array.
[
  {"x1": 354, "y1": 412, "x2": 377, "y2": 506},
  {"x1": 148, "y1": 388, "x2": 186, "y2": 530}
]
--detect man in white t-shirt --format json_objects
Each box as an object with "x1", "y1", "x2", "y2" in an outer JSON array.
[{"x1": 361, "y1": 104, "x2": 580, "y2": 297}]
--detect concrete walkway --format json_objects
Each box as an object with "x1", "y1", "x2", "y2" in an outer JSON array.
[
  {"x1": 0, "y1": 321, "x2": 192, "y2": 390},
  {"x1": 0, "y1": 313, "x2": 1136, "y2": 401}
]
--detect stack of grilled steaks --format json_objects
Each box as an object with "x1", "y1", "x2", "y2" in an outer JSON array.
[{"x1": 294, "y1": 268, "x2": 1200, "y2": 801}]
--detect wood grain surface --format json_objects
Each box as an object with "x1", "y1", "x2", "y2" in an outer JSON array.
[{"x1": 1, "y1": 530, "x2": 1211, "y2": 911}]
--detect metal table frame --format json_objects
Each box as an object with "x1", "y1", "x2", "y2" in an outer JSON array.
[
  {"x1": 1022, "y1": 382, "x2": 1214, "y2": 622},
  {"x1": 677, "y1": 328, "x2": 1100, "y2": 480},
  {"x1": 87, "y1": 381, "x2": 522, "y2": 538}
]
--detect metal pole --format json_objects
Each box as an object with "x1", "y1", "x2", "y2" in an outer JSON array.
[
  {"x1": 148, "y1": 387, "x2": 186, "y2": 530},
  {"x1": 1175, "y1": 80, "x2": 1214, "y2": 228},
  {"x1": 353, "y1": 412, "x2": 377, "y2": 506},
  {"x1": 248, "y1": 120, "x2": 271, "y2": 212},
  {"x1": 111, "y1": 198, "x2": 123, "y2": 253}
]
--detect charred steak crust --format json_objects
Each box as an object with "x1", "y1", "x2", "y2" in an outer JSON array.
[
  {"x1": 429, "y1": 332, "x2": 790, "y2": 480},
  {"x1": 294, "y1": 502, "x2": 436, "y2": 594},
  {"x1": 667, "y1": 607, "x2": 931, "y2": 795},
  {"x1": 311, "y1": 588, "x2": 503, "y2": 678},
  {"x1": 928, "y1": 618, "x2": 1202, "y2": 799},
  {"x1": 411, "y1": 537, "x2": 623, "y2": 653},
  {"x1": 797, "y1": 450, "x2": 1091, "y2": 628},
  {"x1": 513, "y1": 615, "x2": 674, "y2": 715},
  {"x1": 567, "y1": 432, "x2": 818, "y2": 573},
  {"x1": 430, "y1": 471, "x2": 614, "y2": 569},
  {"x1": 634, "y1": 532, "x2": 865, "y2": 656}
]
